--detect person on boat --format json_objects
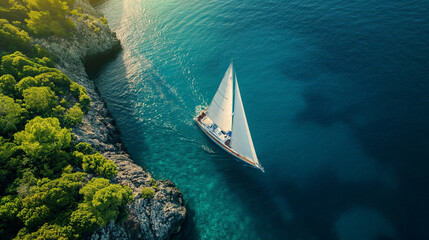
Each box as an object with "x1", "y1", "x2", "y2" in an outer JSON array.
[
  {"x1": 197, "y1": 112, "x2": 206, "y2": 122},
  {"x1": 225, "y1": 139, "x2": 231, "y2": 147}
]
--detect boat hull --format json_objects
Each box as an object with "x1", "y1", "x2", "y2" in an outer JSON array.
[{"x1": 194, "y1": 110, "x2": 264, "y2": 172}]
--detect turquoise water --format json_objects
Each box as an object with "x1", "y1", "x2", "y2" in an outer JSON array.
[{"x1": 92, "y1": 0, "x2": 429, "y2": 239}]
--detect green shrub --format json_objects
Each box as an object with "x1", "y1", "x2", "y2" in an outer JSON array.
[
  {"x1": 0, "y1": 2, "x2": 28, "y2": 23},
  {"x1": 16, "y1": 223, "x2": 69, "y2": 240},
  {"x1": 0, "y1": 74, "x2": 16, "y2": 96},
  {"x1": 35, "y1": 57, "x2": 54, "y2": 68},
  {"x1": 0, "y1": 138, "x2": 21, "y2": 195},
  {"x1": 75, "y1": 142, "x2": 94, "y2": 155},
  {"x1": 78, "y1": 86, "x2": 90, "y2": 111},
  {"x1": 23, "y1": 86, "x2": 58, "y2": 114},
  {"x1": 69, "y1": 82, "x2": 79, "y2": 97},
  {"x1": 59, "y1": 98, "x2": 68, "y2": 107},
  {"x1": 52, "y1": 104, "x2": 66, "y2": 122},
  {"x1": 78, "y1": 94, "x2": 91, "y2": 111},
  {"x1": 14, "y1": 116, "x2": 73, "y2": 158},
  {"x1": 1, "y1": 52, "x2": 36, "y2": 79},
  {"x1": 64, "y1": 104, "x2": 83, "y2": 127},
  {"x1": 70, "y1": 83, "x2": 91, "y2": 111},
  {"x1": 99, "y1": 17, "x2": 108, "y2": 25},
  {"x1": 91, "y1": 184, "x2": 133, "y2": 223},
  {"x1": 35, "y1": 72, "x2": 72, "y2": 95},
  {"x1": 149, "y1": 178, "x2": 158, "y2": 190},
  {"x1": 0, "y1": 19, "x2": 33, "y2": 54},
  {"x1": 141, "y1": 187, "x2": 155, "y2": 200},
  {"x1": 22, "y1": 65, "x2": 41, "y2": 77},
  {"x1": 15, "y1": 76, "x2": 39, "y2": 95},
  {"x1": 0, "y1": 195, "x2": 22, "y2": 239},
  {"x1": 69, "y1": 202, "x2": 102, "y2": 235},
  {"x1": 70, "y1": 9, "x2": 81, "y2": 16},
  {"x1": 0, "y1": 94, "x2": 23, "y2": 135},
  {"x1": 16, "y1": 172, "x2": 86, "y2": 229},
  {"x1": 71, "y1": 178, "x2": 133, "y2": 233},
  {"x1": 82, "y1": 152, "x2": 117, "y2": 179},
  {"x1": 25, "y1": 0, "x2": 76, "y2": 37}
]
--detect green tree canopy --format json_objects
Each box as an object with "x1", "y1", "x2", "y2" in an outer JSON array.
[
  {"x1": 72, "y1": 178, "x2": 132, "y2": 229},
  {"x1": 82, "y1": 152, "x2": 117, "y2": 179},
  {"x1": 0, "y1": 94, "x2": 23, "y2": 135},
  {"x1": 0, "y1": 1, "x2": 29, "y2": 23},
  {"x1": 0, "y1": 74, "x2": 16, "y2": 96},
  {"x1": 0, "y1": 138, "x2": 21, "y2": 195},
  {"x1": 74, "y1": 142, "x2": 94, "y2": 155},
  {"x1": 15, "y1": 223, "x2": 69, "y2": 240},
  {"x1": 69, "y1": 202, "x2": 101, "y2": 236},
  {"x1": 64, "y1": 104, "x2": 82, "y2": 127},
  {"x1": 0, "y1": 19, "x2": 33, "y2": 53},
  {"x1": 17, "y1": 172, "x2": 85, "y2": 230},
  {"x1": 1, "y1": 52, "x2": 55, "y2": 80},
  {"x1": 25, "y1": 0, "x2": 76, "y2": 37},
  {"x1": 1, "y1": 52, "x2": 36, "y2": 79},
  {"x1": 14, "y1": 116, "x2": 72, "y2": 158},
  {"x1": 141, "y1": 187, "x2": 155, "y2": 200},
  {"x1": 23, "y1": 86, "x2": 57, "y2": 114},
  {"x1": 91, "y1": 184, "x2": 133, "y2": 224},
  {"x1": 79, "y1": 178, "x2": 110, "y2": 202},
  {"x1": 35, "y1": 72, "x2": 71, "y2": 95},
  {"x1": 15, "y1": 76, "x2": 39, "y2": 95},
  {"x1": 0, "y1": 195, "x2": 22, "y2": 239}
]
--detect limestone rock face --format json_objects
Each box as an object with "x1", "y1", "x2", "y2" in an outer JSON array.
[{"x1": 34, "y1": 1, "x2": 186, "y2": 239}]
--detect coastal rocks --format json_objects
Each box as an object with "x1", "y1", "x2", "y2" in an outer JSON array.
[
  {"x1": 91, "y1": 176, "x2": 186, "y2": 240},
  {"x1": 34, "y1": 0, "x2": 186, "y2": 239}
]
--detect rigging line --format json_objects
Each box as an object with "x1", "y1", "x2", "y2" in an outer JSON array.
[
  {"x1": 210, "y1": 98, "x2": 225, "y2": 111},
  {"x1": 215, "y1": 88, "x2": 229, "y2": 100}
]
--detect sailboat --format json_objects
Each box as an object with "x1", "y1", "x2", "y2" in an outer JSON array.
[{"x1": 194, "y1": 62, "x2": 264, "y2": 172}]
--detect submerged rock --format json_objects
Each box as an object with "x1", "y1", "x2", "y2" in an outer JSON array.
[{"x1": 34, "y1": 0, "x2": 186, "y2": 239}]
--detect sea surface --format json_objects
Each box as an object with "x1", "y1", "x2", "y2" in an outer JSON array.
[{"x1": 91, "y1": 0, "x2": 429, "y2": 239}]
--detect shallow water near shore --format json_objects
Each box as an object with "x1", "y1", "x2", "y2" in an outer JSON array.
[{"x1": 91, "y1": 0, "x2": 429, "y2": 239}]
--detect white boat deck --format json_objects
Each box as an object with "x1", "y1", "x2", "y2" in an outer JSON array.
[
  {"x1": 195, "y1": 109, "x2": 264, "y2": 172},
  {"x1": 201, "y1": 116, "x2": 230, "y2": 143}
]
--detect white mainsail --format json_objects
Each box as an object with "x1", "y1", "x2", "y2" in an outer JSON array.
[
  {"x1": 206, "y1": 62, "x2": 234, "y2": 132},
  {"x1": 231, "y1": 76, "x2": 259, "y2": 165}
]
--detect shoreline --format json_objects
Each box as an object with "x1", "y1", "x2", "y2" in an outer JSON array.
[{"x1": 34, "y1": 0, "x2": 187, "y2": 239}]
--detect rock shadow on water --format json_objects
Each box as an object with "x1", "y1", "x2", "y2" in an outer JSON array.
[
  {"x1": 86, "y1": 48, "x2": 151, "y2": 155},
  {"x1": 174, "y1": 204, "x2": 201, "y2": 240}
]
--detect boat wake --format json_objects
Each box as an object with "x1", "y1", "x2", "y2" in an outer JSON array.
[{"x1": 201, "y1": 144, "x2": 216, "y2": 154}]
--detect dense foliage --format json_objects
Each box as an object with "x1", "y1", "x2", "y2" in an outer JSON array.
[
  {"x1": 0, "y1": 51, "x2": 133, "y2": 239},
  {"x1": 26, "y1": 0, "x2": 76, "y2": 37},
  {"x1": 0, "y1": 0, "x2": 76, "y2": 38},
  {"x1": 82, "y1": 152, "x2": 118, "y2": 179},
  {"x1": 141, "y1": 187, "x2": 155, "y2": 200},
  {"x1": 0, "y1": 95, "x2": 23, "y2": 135},
  {"x1": 0, "y1": 2, "x2": 133, "y2": 238}
]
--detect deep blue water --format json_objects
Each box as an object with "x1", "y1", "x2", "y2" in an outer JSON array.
[{"x1": 91, "y1": 0, "x2": 429, "y2": 239}]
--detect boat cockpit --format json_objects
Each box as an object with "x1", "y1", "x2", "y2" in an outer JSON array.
[{"x1": 199, "y1": 114, "x2": 231, "y2": 146}]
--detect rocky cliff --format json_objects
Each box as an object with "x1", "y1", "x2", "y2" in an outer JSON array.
[{"x1": 34, "y1": 0, "x2": 186, "y2": 239}]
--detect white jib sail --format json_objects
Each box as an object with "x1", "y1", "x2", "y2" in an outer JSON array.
[
  {"x1": 231, "y1": 77, "x2": 259, "y2": 165},
  {"x1": 206, "y1": 62, "x2": 234, "y2": 132}
]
